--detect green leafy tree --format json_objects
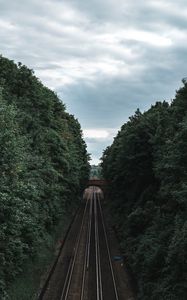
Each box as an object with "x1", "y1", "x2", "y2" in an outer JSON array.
[
  {"x1": 101, "y1": 87, "x2": 187, "y2": 299},
  {"x1": 0, "y1": 56, "x2": 89, "y2": 299}
]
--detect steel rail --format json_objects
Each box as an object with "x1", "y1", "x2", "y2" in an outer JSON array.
[
  {"x1": 86, "y1": 191, "x2": 93, "y2": 269},
  {"x1": 94, "y1": 188, "x2": 103, "y2": 300},
  {"x1": 94, "y1": 188, "x2": 100, "y2": 300},
  {"x1": 80, "y1": 225, "x2": 88, "y2": 300},
  {"x1": 96, "y1": 192, "x2": 103, "y2": 300},
  {"x1": 60, "y1": 198, "x2": 89, "y2": 300},
  {"x1": 98, "y1": 194, "x2": 119, "y2": 300},
  {"x1": 81, "y1": 188, "x2": 94, "y2": 300}
]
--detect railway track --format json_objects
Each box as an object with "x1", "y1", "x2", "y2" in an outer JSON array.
[{"x1": 40, "y1": 186, "x2": 119, "y2": 300}]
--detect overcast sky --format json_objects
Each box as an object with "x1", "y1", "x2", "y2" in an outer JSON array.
[{"x1": 0, "y1": 0, "x2": 187, "y2": 164}]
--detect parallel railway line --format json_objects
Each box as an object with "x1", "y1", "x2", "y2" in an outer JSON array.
[{"x1": 40, "y1": 186, "x2": 120, "y2": 300}]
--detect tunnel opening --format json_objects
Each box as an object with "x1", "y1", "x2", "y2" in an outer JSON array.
[{"x1": 83, "y1": 186, "x2": 104, "y2": 201}]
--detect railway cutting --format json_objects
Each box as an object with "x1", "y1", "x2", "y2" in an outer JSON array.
[{"x1": 38, "y1": 186, "x2": 135, "y2": 300}]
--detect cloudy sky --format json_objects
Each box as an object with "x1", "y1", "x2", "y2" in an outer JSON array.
[{"x1": 0, "y1": 0, "x2": 187, "y2": 164}]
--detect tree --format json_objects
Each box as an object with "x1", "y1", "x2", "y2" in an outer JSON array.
[
  {"x1": 0, "y1": 56, "x2": 90, "y2": 298},
  {"x1": 101, "y1": 85, "x2": 187, "y2": 299}
]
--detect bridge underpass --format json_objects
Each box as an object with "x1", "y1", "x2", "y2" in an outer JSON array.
[{"x1": 87, "y1": 179, "x2": 108, "y2": 195}]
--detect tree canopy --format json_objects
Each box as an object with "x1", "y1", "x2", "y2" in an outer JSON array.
[
  {"x1": 101, "y1": 85, "x2": 187, "y2": 299},
  {"x1": 0, "y1": 55, "x2": 90, "y2": 299}
]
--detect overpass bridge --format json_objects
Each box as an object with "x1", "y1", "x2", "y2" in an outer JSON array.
[{"x1": 87, "y1": 179, "x2": 108, "y2": 195}]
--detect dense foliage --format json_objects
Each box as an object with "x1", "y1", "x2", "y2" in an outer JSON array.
[
  {"x1": 0, "y1": 55, "x2": 89, "y2": 299},
  {"x1": 90, "y1": 165, "x2": 102, "y2": 179},
  {"x1": 101, "y1": 83, "x2": 187, "y2": 299}
]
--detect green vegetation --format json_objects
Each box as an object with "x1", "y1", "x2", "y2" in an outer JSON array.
[
  {"x1": 0, "y1": 55, "x2": 90, "y2": 299},
  {"x1": 8, "y1": 213, "x2": 72, "y2": 300},
  {"x1": 101, "y1": 82, "x2": 187, "y2": 299},
  {"x1": 90, "y1": 165, "x2": 102, "y2": 179}
]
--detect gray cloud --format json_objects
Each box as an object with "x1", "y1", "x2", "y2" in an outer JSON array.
[{"x1": 0, "y1": 0, "x2": 187, "y2": 163}]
